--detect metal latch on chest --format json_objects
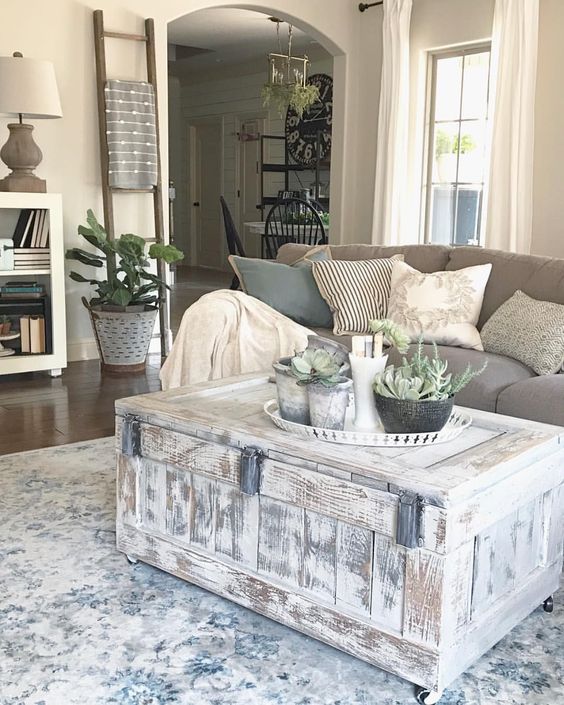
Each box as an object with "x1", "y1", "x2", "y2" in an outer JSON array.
[
  {"x1": 240, "y1": 446, "x2": 264, "y2": 495},
  {"x1": 121, "y1": 414, "x2": 141, "y2": 457},
  {"x1": 396, "y1": 491, "x2": 425, "y2": 549}
]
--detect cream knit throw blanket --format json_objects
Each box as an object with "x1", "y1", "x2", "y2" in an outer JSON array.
[{"x1": 160, "y1": 290, "x2": 313, "y2": 390}]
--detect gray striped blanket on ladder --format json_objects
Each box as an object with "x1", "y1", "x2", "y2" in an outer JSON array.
[{"x1": 104, "y1": 79, "x2": 157, "y2": 189}]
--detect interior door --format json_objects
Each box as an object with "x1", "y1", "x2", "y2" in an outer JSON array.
[
  {"x1": 238, "y1": 118, "x2": 264, "y2": 259},
  {"x1": 193, "y1": 121, "x2": 223, "y2": 269}
]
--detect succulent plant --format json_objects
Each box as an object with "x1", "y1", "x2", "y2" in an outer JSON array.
[
  {"x1": 373, "y1": 341, "x2": 486, "y2": 401},
  {"x1": 369, "y1": 318, "x2": 411, "y2": 354},
  {"x1": 290, "y1": 348, "x2": 342, "y2": 387}
]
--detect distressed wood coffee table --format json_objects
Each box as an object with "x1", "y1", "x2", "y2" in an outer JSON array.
[{"x1": 115, "y1": 373, "x2": 564, "y2": 704}]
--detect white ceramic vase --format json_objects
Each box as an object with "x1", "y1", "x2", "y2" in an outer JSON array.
[{"x1": 349, "y1": 353, "x2": 388, "y2": 430}]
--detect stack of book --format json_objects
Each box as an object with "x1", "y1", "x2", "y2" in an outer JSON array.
[
  {"x1": 20, "y1": 315, "x2": 46, "y2": 354},
  {"x1": 0, "y1": 281, "x2": 46, "y2": 299},
  {"x1": 12, "y1": 209, "x2": 50, "y2": 269}
]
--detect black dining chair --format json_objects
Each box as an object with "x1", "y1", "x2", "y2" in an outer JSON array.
[
  {"x1": 263, "y1": 198, "x2": 327, "y2": 259},
  {"x1": 220, "y1": 196, "x2": 246, "y2": 290}
]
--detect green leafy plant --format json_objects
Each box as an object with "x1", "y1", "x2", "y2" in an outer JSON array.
[
  {"x1": 435, "y1": 129, "x2": 476, "y2": 159},
  {"x1": 369, "y1": 319, "x2": 411, "y2": 354},
  {"x1": 290, "y1": 348, "x2": 342, "y2": 387},
  {"x1": 66, "y1": 210, "x2": 184, "y2": 309},
  {"x1": 261, "y1": 82, "x2": 320, "y2": 118},
  {"x1": 373, "y1": 341, "x2": 486, "y2": 401}
]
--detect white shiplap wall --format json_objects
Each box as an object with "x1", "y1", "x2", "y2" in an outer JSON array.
[{"x1": 172, "y1": 58, "x2": 333, "y2": 267}]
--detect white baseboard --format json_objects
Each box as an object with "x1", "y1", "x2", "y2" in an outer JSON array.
[
  {"x1": 67, "y1": 338, "x2": 99, "y2": 362},
  {"x1": 67, "y1": 335, "x2": 162, "y2": 362}
]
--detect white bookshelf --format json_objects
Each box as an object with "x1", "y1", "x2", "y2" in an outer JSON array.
[{"x1": 0, "y1": 193, "x2": 67, "y2": 376}]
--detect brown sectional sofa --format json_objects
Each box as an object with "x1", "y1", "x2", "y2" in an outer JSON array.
[{"x1": 276, "y1": 242, "x2": 564, "y2": 427}]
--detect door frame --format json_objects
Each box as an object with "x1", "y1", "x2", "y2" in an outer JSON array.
[
  {"x1": 187, "y1": 115, "x2": 225, "y2": 268},
  {"x1": 234, "y1": 110, "x2": 268, "y2": 235}
]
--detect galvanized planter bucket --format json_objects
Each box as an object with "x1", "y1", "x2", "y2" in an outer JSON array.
[{"x1": 88, "y1": 306, "x2": 157, "y2": 373}]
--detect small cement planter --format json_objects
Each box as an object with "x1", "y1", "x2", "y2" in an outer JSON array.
[
  {"x1": 88, "y1": 306, "x2": 157, "y2": 374},
  {"x1": 273, "y1": 356, "x2": 310, "y2": 425},
  {"x1": 308, "y1": 377, "x2": 353, "y2": 431},
  {"x1": 374, "y1": 395, "x2": 454, "y2": 434}
]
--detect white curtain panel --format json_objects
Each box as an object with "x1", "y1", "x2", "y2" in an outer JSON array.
[
  {"x1": 485, "y1": 0, "x2": 539, "y2": 253},
  {"x1": 371, "y1": 0, "x2": 413, "y2": 246}
]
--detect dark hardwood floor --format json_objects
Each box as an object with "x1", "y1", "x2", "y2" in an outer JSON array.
[
  {"x1": 0, "y1": 266, "x2": 230, "y2": 456},
  {"x1": 0, "y1": 356, "x2": 162, "y2": 455}
]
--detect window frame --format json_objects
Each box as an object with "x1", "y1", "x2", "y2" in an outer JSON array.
[{"x1": 422, "y1": 42, "x2": 492, "y2": 246}]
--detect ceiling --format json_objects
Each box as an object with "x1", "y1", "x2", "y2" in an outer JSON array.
[{"x1": 168, "y1": 8, "x2": 331, "y2": 76}]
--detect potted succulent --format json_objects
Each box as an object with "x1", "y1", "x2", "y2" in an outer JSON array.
[
  {"x1": 66, "y1": 210, "x2": 183, "y2": 373},
  {"x1": 373, "y1": 341, "x2": 486, "y2": 433},
  {"x1": 290, "y1": 348, "x2": 352, "y2": 430},
  {"x1": 0, "y1": 315, "x2": 12, "y2": 335}
]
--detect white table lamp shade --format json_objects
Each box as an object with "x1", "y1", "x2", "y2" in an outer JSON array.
[{"x1": 0, "y1": 56, "x2": 62, "y2": 119}]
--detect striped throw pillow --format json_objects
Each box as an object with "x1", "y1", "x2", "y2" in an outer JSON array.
[{"x1": 312, "y1": 255, "x2": 404, "y2": 335}]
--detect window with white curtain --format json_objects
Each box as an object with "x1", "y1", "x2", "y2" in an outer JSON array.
[{"x1": 423, "y1": 45, "x2": 491, "y2": 246}]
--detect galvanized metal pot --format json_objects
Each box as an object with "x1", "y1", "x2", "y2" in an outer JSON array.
[
  {"x1": 273, "y1": 356, "x2": 311, "y2": 425},
  {"x1": 308, "y1": 377, "x2": 353, "y2": 430},
  {"x1": 88, "y1": 306, "x2": 157, "y2": 374}
]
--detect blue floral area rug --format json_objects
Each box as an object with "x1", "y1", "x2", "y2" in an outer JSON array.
[{"x1": 0, "y1": 438, "x2": 562, "y2": 705}]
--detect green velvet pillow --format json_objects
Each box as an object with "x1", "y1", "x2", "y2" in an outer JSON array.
[{"x1": 228, "y1": 253, "x2": 333, "y2": 328}]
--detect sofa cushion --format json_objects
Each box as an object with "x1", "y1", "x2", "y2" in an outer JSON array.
[
  {"x1": 277, "y1": 243, "x2": 451, "y2": 272},
  {"x1": 497, "y1": 376, "x2": 564, "y2": 426},
  {"x1": 387, "y1": 261, "x2": 492, "y2": 350},
  {"x1": 446, "y1": 246, "x2": 564, "y2": 328},
  {"x1": 387, "y1": 344, "x2": 536, "y2": 412}
]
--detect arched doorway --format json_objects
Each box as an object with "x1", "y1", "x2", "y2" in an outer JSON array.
[{"x1": 165, "y1": 4, "x2": 345, "y2": 303}]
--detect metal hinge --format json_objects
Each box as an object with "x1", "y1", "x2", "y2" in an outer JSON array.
[
  {"x1": 240, "y1": 446, "x2": 264, "y2": 495},
  {"x1": 396, "y1": 491, "x2": 425, "y2": 549},
  {"x1": 121, "y1": 414, "x2": 141, "y2": 457}
]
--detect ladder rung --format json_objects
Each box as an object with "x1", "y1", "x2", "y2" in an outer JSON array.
[
  {"x1": 103, "y1": 30, "x2": 148, "y2": 42},
  {"x1": 110, "y1": 187, "x2": 155, "y2": 193}
]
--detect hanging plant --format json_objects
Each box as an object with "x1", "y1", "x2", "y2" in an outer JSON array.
[
  {"x1": 261, "y1": 82, "x2": 319, "y2": 118},
  {"x1": 261, "y1": 20, "x2": 319, "y2": 118}
]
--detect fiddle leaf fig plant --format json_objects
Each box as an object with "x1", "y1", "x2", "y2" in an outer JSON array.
[
  {"x1": 290, "y1": 348, "x2": 342, "y2": 387},
  {"x1": 66, "y1": 210, "x2": 184, "y2": 309},
  {"x1": 373, "y1": 341, "x2": 486, "y2": 401}
]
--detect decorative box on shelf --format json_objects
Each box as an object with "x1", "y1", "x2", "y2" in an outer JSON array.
[{"x1": 0, "y1": 192, "x2": 66, "y2": 376}]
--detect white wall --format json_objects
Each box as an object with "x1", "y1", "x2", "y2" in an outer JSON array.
[
  {"x1": 0, "y1": 0, "x2": 563, "y2": 360},
  {"x1": 532, "y1": 0, "x2": 564, "y2": 258}
]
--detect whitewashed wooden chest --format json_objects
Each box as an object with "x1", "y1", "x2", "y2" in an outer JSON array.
[{"x1": 115, "y1": 373, "x2": 564, "y2": 703}]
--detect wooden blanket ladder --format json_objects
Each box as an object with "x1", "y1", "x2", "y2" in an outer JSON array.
[{"x1": 93, "y1": 9, "x2": 169, "y2": 357}]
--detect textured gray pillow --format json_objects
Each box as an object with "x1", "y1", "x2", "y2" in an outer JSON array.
[{"x1": 481, "y1": 290, "x2": 564, "y2": 375}]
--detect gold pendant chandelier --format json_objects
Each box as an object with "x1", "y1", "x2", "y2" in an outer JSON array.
[{"x1": 261, "y1": 18, "x2": 319, "y2": 118}]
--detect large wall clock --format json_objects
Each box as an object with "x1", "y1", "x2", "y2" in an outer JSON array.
[{"x1": 285, "y1": 73, "x2": 333, "y2": 168}]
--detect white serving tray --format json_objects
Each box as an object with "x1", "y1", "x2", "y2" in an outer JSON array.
[{"x1": 264, "y1": 398, "x2": 472, "y2": 447}]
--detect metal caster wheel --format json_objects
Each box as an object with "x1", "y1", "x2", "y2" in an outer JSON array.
[
  {"x1": 126, "y1": 554, "x2": 138, "y2": 565},
  {"x1": 415, "y1": 686, "x2": 442, "y2": 705},
  {"x1": 543, "y1": 595, "x2": 554, "y2": 613}
]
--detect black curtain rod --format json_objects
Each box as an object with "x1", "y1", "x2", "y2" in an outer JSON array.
[{"x1": 359, "y1": 1, "x2": 384, "y2": 11}]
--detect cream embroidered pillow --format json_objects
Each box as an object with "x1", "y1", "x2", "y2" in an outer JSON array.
[{"x1": 387, "y1": 261, "x2": 492, "y2": 350}]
